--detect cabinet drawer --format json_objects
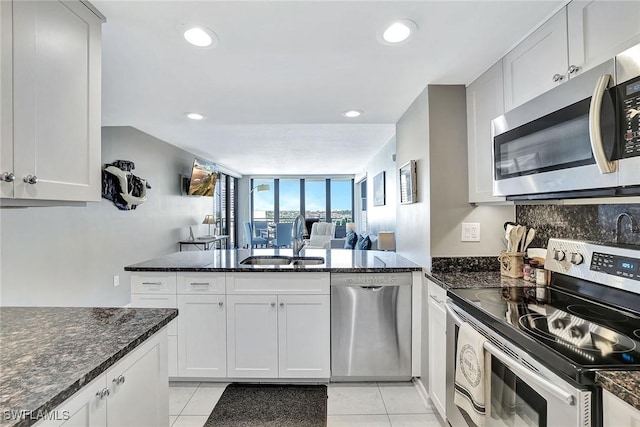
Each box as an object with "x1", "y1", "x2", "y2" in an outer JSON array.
[
  {"x1": 227, "y1": 272, "x2": 330, "y2": 295},
  {"x1": 427, "y1": 280, "x2": 446, "y2": 306},
  {"x1": 177, "y1": 272, "x2": 225, "y2": 295},
  {"x1": 131, "y1": 273, "x2": 176, "y2": 294}
]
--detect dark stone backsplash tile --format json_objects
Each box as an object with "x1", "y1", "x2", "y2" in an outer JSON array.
[
  {"x1": 431, "y1": 256, "x2": 500, "y2": 273},
  {"x1": 516, "y1": 204, "x2": 640, "y2": 247}
]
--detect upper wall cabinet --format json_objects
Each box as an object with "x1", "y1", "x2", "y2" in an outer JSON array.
[
  {"x1": 467, "y1": 61, "x2": 506, "y2": 204},
  {"x1": 504, "y1": 0, "x2": 640, "y2": 112},
  {"x1": 567, "y1": 0, "x2": 640, "y2": 78},
  {"x1": 0, "y1": 0, "x2": 104, "y2": 204},
  {"x1": 503, "y1": 8, "x2": 568, "y2": 112}
]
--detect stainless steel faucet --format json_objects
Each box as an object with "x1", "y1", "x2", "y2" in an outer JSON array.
[
  {"x1": 292, "y1": 214, "x2": 308, "y2": 256},
  {"x1": 615, "y1": 212, "x2": 639, "y2": 243}
]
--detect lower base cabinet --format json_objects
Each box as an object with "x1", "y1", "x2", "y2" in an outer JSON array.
[
  {"x1": 177, "y1": 294, "x2": 227, "y2": 378},
  {"x1": 427, "y1": 280, "x2": 447, "y2": 420},
  {"x1": 226, "y1": 294, "x2": 330, "y2": 379},
  {"x1": 603, "y1": 389, "x2": 640, "y2": 427},
  {"x1": 37, "y1": 329, "x2": 168, "y2": 427}
]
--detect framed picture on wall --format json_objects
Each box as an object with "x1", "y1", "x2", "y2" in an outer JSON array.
[
  {"x1": 399, "y1": 160, "x2": 417, "y2": 204},
  {"x1": 373, "y1": 171, "x2": 385, "y2": 206}
]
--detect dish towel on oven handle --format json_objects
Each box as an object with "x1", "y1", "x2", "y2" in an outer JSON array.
[{"x1": 454, "y1": 322, "x2": 491, "y2": 427}]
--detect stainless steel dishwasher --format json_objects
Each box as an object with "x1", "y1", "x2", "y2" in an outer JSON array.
[{"x1": 331, "y1": 272, "x2": 412, "y2": 381}]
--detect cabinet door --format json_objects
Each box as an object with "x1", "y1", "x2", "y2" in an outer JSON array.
[
  {"x1": 37, "y1": 375, "x2": 107, "y2": 427},
  {"x1": 177, "y1": 294, "x2": 227, "y2": 378},
  {"x1": 0, "y1": 1, "x2": 13, "y2": 198},
  {"x1": 467, "y1": 61, "x2": 507, "y2": 203},
  {"x1": 427, "y1": 281, "x2": 447, "y2": 420},
  {"x1": 278, "y1": 294, "x2": 330, "y2": 378},
  {"x1": 106, "y1": 330, "x2": 168, "y2": 427},
  {"x1": 602, "y1": 389, "x2": 640, "y2": 427},
  {"x1": 568, "y1": 0, "x2": 640, "y2": 78},
  {"x1": 226, "y1": 295, "x2": 278, "y2": 378},
  {"x1": 12, "y1": 0, "x2": 102, "y2": 201},
  {"x1": 503, "y1": 8, "x2": 568, "y2": 111}
]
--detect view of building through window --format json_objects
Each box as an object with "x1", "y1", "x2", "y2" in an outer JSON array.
[{"x1": 252, "y1": 178, "x2": 353, "y2": 225}]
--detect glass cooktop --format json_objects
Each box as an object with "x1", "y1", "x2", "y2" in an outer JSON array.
[{"x1": 449, "y1": 286, "x2": 640, "y2": 370}]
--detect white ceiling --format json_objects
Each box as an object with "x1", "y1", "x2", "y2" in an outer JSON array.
[{"x1": 96, "y1": 0, "x2": 564, "y2": 176}]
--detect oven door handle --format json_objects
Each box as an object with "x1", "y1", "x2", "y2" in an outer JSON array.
[
  {"x1": 588, "y1": 73, "x2": 617, "y2": 174},
  {"x1": 446, "y1": 304, "x2": 576, "y2": 407},
  {"x1": 484, "y1": 341, "x2": 576, "y2": 406}
]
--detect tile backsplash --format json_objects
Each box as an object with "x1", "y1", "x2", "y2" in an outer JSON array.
[{"x1": 516, "y1": 203, "x2": 640, "y2": 248}]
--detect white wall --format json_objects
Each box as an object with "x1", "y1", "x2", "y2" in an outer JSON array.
[
  {"x1": 0, "y1": 126, "x2": 213, "y2": 306},
  {"x1": 394, "y1": 85, "x2": 514, "y2": 269},
  {"x1": 361, "y1": 136, "x2": 397, "y2": 237}
]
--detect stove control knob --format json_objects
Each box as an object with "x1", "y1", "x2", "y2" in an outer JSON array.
[
  {"x1": 569, "y1": 326, "x2": 584, "y2": 339},
  {"x1": 570, "y1": 252, "x2": 584, "y2": 265},
  {"x1": 554, "y1": 249, "x2": 566, "y2": 261}
]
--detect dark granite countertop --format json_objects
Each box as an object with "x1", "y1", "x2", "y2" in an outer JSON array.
[
  {"x1": 124, "y1": 248, "x2": 422, "y2": 273},
  {"x1": 596, "y1": 371, "x2": 640, "y2": 411},
  {"x1": 0, "y1": 307, "x2": 177, "y2": 427},
  {"x1": 426, "y1": 270, "x2": 531, "y2": 290}
]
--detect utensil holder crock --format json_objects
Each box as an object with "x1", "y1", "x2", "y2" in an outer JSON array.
[{"x1": 499, "y1": 251, "x2": 525, "y2": 278}]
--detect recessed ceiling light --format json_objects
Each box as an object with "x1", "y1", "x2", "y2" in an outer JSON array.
[
  {"x1": 183, "y1": 26, "x2": 217, "y2": 48},
  {"x1": 380, "y1": 19, "x2": 417, "y2": 44},
  {"x1": 186, "y1": 112, "x2": 206, "y2": 120},
  {"x1": 342, "y1": 110, "x2": 362, "y2": 118}
]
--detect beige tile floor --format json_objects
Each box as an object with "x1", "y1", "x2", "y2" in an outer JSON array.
[{"x1": 169, "y1": 381, "x2": 446, "y2": 427}]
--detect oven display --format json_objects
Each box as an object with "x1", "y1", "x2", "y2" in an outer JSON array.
[{"x1": 591, "y1": 252, "x2": 640, "y2": 280}]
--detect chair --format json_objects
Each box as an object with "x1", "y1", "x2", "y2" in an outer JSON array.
[
  {"x1": 243, "y1": 221, "x2": 268, "y2": 248},
  {"x1": 304, "y1": 222, "x2": 336, "y2": 249},
  {"x1": 253, "y1": 220, "x2": 268, "y2": 239},
  {"x1": 273, "y1": 223, "x2": 293, "y2": 248}
]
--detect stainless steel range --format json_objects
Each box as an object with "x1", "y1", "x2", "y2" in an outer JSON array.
[{"x1": 446, "y1": 239, "x2": 640, "y2": 427}]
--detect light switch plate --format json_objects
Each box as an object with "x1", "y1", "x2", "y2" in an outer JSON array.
[{"x1": 461, "y1": 223, "x2": 481, "y2": 242}]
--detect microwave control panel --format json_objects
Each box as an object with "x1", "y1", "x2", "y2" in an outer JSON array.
[{"x1": 620, "y1": 76, "x2": 640, "y2": 158}]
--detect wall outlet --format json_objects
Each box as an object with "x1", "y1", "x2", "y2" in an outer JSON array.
[
  {"x1": 461, "y1": 223, "x2": 481, "y2": 242},
  {"x1": 113, "y1": 275, "x2": 120, "y2": 287}
]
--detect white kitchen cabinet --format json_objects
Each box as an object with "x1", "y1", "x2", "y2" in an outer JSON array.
[
  {"x1": 130, "y1": 273, "x2": 178, "y2": 378},
  {"x1": 0, "y1": 0, "x2": 104, "y2": 203},
  {"x1": 427, "y1": 280, "x2": 447, "y2": 421},
  {"x1": 37, "y1": 375, "x2": 107, "y2": 427},
  {"x1": 567, "y1": 0, "x2": 640, "y2": 79},
  {"x1": 503, "y1": 8, "x2": 568, "y2": 111},
  {"x1": 602, "y1": 389, "x2": 640, "y2": 427},
  {"x1": 177, "y1": 294, "x2": 227, "y2": 378},
  {"x1": 226, "y1": 294, "x2": 279, "y2": 378},
  {"x1": 37, "y1": 329, "x2": 168, "y2": 427},
  {"x1": 466, "y1": 61, "x2": 507, "y2": 203},
  {"x1": 278, "y1": 294, "x2": 330, "y2": 378}
]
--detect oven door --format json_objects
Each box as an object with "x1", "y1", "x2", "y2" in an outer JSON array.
[
  {"x1": 492, "y1": 59, "x2": 618, "y2": 198},
  {"x1": 445, "y1": 302, "x2": 592, "y2": 427}
]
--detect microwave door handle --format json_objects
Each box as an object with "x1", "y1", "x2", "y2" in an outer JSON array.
[
  {"x1": 589, "y1": 74, "x2": 617, "y2": 174},
  {"x1": 484, "y1": 341, "x2": 576, "y2": 406}
]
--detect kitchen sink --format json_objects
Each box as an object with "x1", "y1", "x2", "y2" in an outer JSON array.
[
  {"x1": 291, "y1": 257, "x2": 325, "y2": 266},
  {"x1": 239, "y1": 255, "x2": 325, "y2": 266},
  {"x1": 239, "y1": 255, "x2": 292, "y2": 265}
]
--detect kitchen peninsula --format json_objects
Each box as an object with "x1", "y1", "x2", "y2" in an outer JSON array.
[
  {"x1": 125, "y1": 248, "x2": 423, "y2": 381},
  {"x1": 0, "y1": 307, "x2": 177, "y2": 427}
]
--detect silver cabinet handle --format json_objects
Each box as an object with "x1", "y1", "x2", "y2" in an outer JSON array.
[
  {"x1": 552, "y1": 73, "x2": 565, "y2": 82},
  {"x1": 112, "y1": 375, "x2": 125, "y2": 385},
  {"x1": 218, "y1": 301, "x2": 224, "y2": 307},
  {"x1": 279, "y1": 302, "x2": 285, "y2": 307},
  {"x1": 568, "y1": 64, "x2": 580, "y2": 75},
  {"x1": 270, "y1": 302, "x2": 276, "y2": 307},
  {"x1": 142, "y1": 282, "x2": 163, "y2": 286},
  {"x1": 429, "y1": 294, "x2": 444, "y2": 305},
  {"x1": 190, "y1": 282, "x2": 210, "y2": 286},
  {"x1": 589, "y1": 74, "x2": 617, "y2": 174},
  {"x1": 484, "y1": 341, "x2": 575, "y2": 406},
  {"x1": 96, "y1": 388, "x2": 110, "y2": 399},
  {"x1": 2, "y1": 172, "x2": 15, "y2": 182},
  {"x1": 23, "y1": 175, "x2": 38, "y2": 185}
]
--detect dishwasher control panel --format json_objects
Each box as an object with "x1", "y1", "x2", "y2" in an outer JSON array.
[{"x1": 330, "y1": 272, "x2": 412, "y2": 286}]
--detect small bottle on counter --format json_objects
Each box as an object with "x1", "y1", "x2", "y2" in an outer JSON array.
[
  {"x1": 523, "y1": 261, "x2": 531, "y2": 281},
  {"x1": 536, "y1": 264, "x2": 547, "y2": 286},
  {"x1": 528, "y1": 260, "x2": 539, "y2": 284}
]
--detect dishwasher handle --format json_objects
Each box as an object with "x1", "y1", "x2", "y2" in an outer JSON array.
[{"x1": 360, "y1": 286, "x2": 384, "y2": 291}]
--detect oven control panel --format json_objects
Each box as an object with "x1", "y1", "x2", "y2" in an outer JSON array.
[
  {"x1": 546, "y1": 238, "x2": 640, "y2": 295},
  {"x1": 590, "y1": 252, "x2": 640, "y2": 281}
]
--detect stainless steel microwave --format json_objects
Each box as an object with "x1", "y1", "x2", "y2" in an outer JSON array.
[{"x1": 492, "y1": 44, "x2": 640, "y2": 200}]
